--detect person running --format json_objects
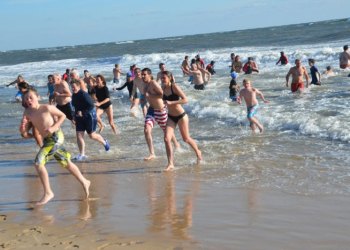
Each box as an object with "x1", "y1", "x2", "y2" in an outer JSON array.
[
  {"x1": 142, "y1": 68, "x2": 179, "y2": 161},
  {"x1": 19, "y1": 88, "x2": 90, "y2": 205},
  {"x1": 276, "y1": 51, "x2": 289, "y2": 65},
  {"x1": 47, "y1": 75, "x2": 55, "y2": 105},
  {"x1": 339, "y1": 45, "x2": 350, "y2": 69},
  {"x1": 93, "y1": 74, "x2": 119, "y2": 135},
  {"x1": 71, "y1": 79, "x2": 110, "y2": 161},
  {"x1": 62, "y1": 68, "x2": 70, "y2": 82},
  {"x1": 323, "y1": 66, "x2": 335, "y2": 77},
  {"x1": 238, "y1": 79, "x2": 269, "y2": 133},
  {"x1": 53, "y1": 73, "x2": 74, "y2": 121},
  {"x1": 161, "y1": 71, "x2": 202, "y2": 171},
  {"x1": 286, "y1": 59, "x2": 310, "y2": 93},
  {"x1": 308, "y1": 58, "x2": 321, "y2": 85},
  {"x1": 156, "y1": 63, "x2": 175, "y2": 83},
  {"x1": 131, "y1": 68, "x2": 148, "y2": 117}
]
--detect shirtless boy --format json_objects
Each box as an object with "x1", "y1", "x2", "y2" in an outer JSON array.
[
  {"x1": 238, "y1": 79, "x2": 269, "y2": 133},
  {"x1": 113, "y1": 64, "x2": 123, "y2": 84},
  {"x1": 19, "y1": 88, "x2": 90, "y2": 205},
  {"x1": 142, "y1": 68, "x2": 179, "y2": 160},
  {"x1": 286, "y1": 59, "x2": 310, "y2": 93}
]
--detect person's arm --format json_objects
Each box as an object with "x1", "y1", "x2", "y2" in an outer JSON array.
[
  {"x1": 237, "y1": 90, "x2": 243, "y2": 104},
  {"x1": 116, "y1": 82, "x2": 128, "y2": 90},
  {"x1": 149, "y1": 81, "x2": 163, "y2": 97},
  {"x1": 276, "y1": 57, "x2": 281, "y2": 65},
  {"x1": 55, "y1": 81, "x2": 72, "y2": 97},
  {"x1": 256, "y1": 89, "x2": 269, "y2": 103},
  {"x1": 316, "y1": 69, "x2": 321, "y2": 84},
  {"x1": 303, "y1": 67, "x2": 310, "y2": 87},
  {"x1": 6, "y1": 80, "x2": 18, "y2": 87},
  {"x1": 46, "y1": 105, "x2": 66, "y2": 134},
  {"x1": 19, "y1": 114, "x2": 33, "y2": 138},
  {"x1": 286, "y1": 69, "x2": 292, "y2": 87}
]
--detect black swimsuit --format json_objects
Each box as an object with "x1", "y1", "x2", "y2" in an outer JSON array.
[{"x1": 163, "y1": 83, "x2": 187, "y2": 124}]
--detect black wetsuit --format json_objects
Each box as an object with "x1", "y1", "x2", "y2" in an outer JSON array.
[
  {"x1": 116, "y1": 80, "x2": 136, "y2": 98},
  {"x1": 92, "y1": 86, "x2": 112, "y2": 110}
]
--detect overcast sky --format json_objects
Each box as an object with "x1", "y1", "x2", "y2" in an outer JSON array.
[{"x1": 0, "y1": 0, "x2": 349, "y2": 51}]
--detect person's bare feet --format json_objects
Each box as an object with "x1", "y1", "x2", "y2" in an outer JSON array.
[
  {"x1": 36, "y1": 192, "x2": 54, "y2": 206},
  {"x1": 83, "y1": 180, "x2": 91, "y2": 200},
  {"x1": 144, "y1": 154, "x2": 155, "y2": 161},
  {"x1": 164, "y1": 164, "x2": 175, "y2": 171}
]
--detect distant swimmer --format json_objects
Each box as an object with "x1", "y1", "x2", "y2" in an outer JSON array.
[
  {"x1": 156, "y1": 63, "x2": 175, "y2": 83},
  {"x1": 181, "y1": 56, "x2": 190, "y2": 76},
  {"x1": 20, "y1": 88, "x2": 90, "y2": 205},
  {"x1": 238, "y1": 79, "x2": 269, "y2": 133},
  {"x1": 161, "y1": 71, "x2": 202, "y2": 171},
  {"x1": 229, "y1": 71, "x2": 240, "y2": 102},
  {"x1": 206, "y1": 61, "x2": 216, "y2": 75},
  {"x1": 71, "y1": 79, "x2": 110, "y2": 161},
  {"x1": 308, "y1": 58, "x2": 321, "y2": 85},
  {"x1": 276, "y1": 51, "x2": 289, "y2": 66},
  {"x1": 339, "y1": 45, "x2": 350, "y2": 69},
  {"x1": 47, "y1": 75, "x2": 55, "y2": 105},
  {"x1": 323, "y1": 66, "x2": 335, "y2": 77},
  {"x1": 62, "y1": 68, "x2": 70, "y2": 82},
  {"x1": 113, "y1": 64, "x2": 123, "y2": 84},
  {"x1": 6, "y1": 75, "x2": 29, "y2": 101},
  {"x1": 243, "y1": 57, "x2": 259, "y2": 74},
  {"x1": 195, "y1": 54, "x2": 205, "y2": 68},
  {"x1": 183, "y1": 63, "x2": 211, "y2": 90},
  {"x1": 286, "y1": 59, "x2": 310, "y2": 93},
  {"x1": 232, "y1": 55, "x2": 243, "y2": 73}
]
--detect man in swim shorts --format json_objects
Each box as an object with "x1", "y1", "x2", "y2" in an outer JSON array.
[
  {"x1": 142, "y1": 68, "x2": 179, "y2": 160},
  {"x1": 339, "y1": 45, "x2": 350, "y2": 69},
  {"x1": 53, "y1": 73, "x2": 74, "y2": 121},
  {"x1": 286, "y1": 59, "x2": 310, "y2": 93}
]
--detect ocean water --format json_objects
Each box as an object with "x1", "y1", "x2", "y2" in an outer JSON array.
[{"x1": 1, "y1": 17, "x2": 350, "y2": 198}]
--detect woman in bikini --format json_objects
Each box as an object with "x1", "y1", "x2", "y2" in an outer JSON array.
[{"x1": 161, "y1": 71, "x2": 202, "y2": 171}]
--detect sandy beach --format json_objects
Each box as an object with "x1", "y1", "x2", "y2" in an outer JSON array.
[{"x1": 1, "y1": 156, "x2": 350, "y2": 250}]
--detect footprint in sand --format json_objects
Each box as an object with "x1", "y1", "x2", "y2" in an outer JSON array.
[{"x1": 0, "y1": 215, "x2": 7, "y2": 221}]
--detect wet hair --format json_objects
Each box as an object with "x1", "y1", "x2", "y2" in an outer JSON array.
[
  {"x1": 96, "y1": 74, "x2": 106, "y2": 86},
  {"x1": 308, "y1": 58, "x2": 315, "y2": 64},
  {"x1": 344, "y1": 45, "x2": 348, "y2": 51},
  {"x1": 115, "y1": 64, "x2": 119, "y2": 67},
  {"x1": 243, "y1": 78, "x2": 251, "y2": 84},
  {"x1": 47, "y1": 74, "x2": 53, "y2": 79},
  {"x1": 141, "y1": 68, "x2": 152, "y2": 75},
  {"x1": 84, "y1": 69, "x2": 89, "y2": 73},
  {"x1": 159, "y1": 63, "x2": 165, "y2": 68},
  {"x1": 230, "y1": 79, "x2": 237, "y2": 85},
  {"x1": 191, "y1": 59, "x2": 196, "y2": 64},
  {"x1": 280, "y1": 51, "x2": 284, "y2": 54},
  {"x1": 185, "y1": 55, "x2": 189, "y2": 60},
  {"x1": 210, "y1": 60, "x2": 215, "y2": 65},
  {"x1": 161, "y1": 71, "x2": 174, "y2": 84},
  {"x1": 326, "y1": 66, "x2": 332, "y2": 70}
]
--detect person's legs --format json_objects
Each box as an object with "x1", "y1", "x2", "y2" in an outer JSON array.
[
  {"x1": 96, "y1": 108, "x2": 104, "y2": 133},
  {"x1": 76, "y1": 131, "x2": 86, "y2": 156},
  {"x1": 144, "y1": 124, "x2": 155, "y2": 160},
  {"x1": 34, "y1": 164, "x2": 54, "y2": 205},
  {"x1": 248, "y1": 117, "x2": 263, "y2": 133},
  {"x1": 164, "y1": 120, "x2": 176, "y2": 170},
  {"x1": 178, "y1": 115, "x2": 202, "y2": 162},
  {"x1": 88, "y1": 132, "x2": 107, "y2": 146},
  {"x1": 105, "y1": 106, "x2": 118, "y2": 135},
  {"x1": 66, "y1": 160, "x2": 90, "y2": 199}
]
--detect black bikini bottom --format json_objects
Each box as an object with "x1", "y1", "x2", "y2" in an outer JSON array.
[{"x1": 168, "y1": 112, "x2": 186, "y2": 124}]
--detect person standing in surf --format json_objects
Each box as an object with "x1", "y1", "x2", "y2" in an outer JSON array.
[{"x1": 286, "y1": 59, "x2": 310, "y2": 93}]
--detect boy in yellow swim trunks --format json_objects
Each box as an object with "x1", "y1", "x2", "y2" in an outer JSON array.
[{"x1": 20, "y1": 88, "x2": 90, "y2": 206}]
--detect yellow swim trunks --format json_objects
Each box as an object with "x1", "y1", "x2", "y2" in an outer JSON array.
[{"x1": 35, "y1": 129, "x2": 71, "y2": 167}]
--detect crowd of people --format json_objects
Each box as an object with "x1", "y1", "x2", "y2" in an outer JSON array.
[{"x1": 7, "y1": 44, "x2": 350, "y2": 205}]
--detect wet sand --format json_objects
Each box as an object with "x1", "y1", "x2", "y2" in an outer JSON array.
[{"x1": 1, "y1": 158, "x2": 350, "y2": 250}]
